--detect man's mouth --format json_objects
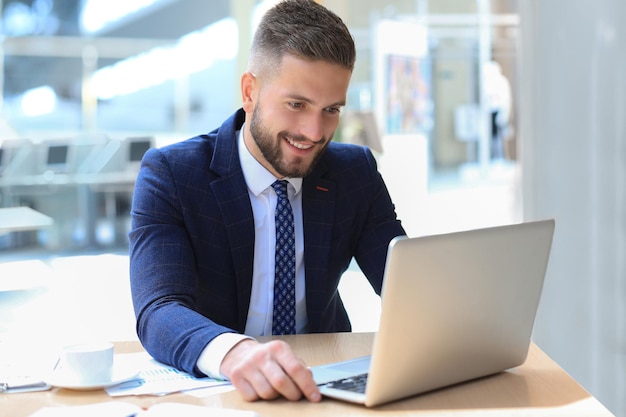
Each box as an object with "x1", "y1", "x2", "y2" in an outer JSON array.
[{"x1": 286, "y1": 136, "x2": 313, "y2": 150}]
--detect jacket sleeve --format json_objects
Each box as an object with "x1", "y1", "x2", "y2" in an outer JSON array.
[
  {"x1": 353, "y1": 147, "x2": 406, "y2": 294},
  {"x1": 128, "y1": 147, "x2": 233, "y2": 377}
]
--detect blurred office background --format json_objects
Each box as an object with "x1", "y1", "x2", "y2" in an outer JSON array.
[{"x1": 0, "y1": 0, "x2": 623, "y2": 415}]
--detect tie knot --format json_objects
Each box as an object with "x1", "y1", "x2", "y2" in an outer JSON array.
[{"x1": 272, "y1": 180, "x2": 289, "y2": 199}]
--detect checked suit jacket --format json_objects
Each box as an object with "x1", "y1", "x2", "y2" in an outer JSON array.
[{"x1": 129, "y1": 109, "x2": 406, "y2": 376}]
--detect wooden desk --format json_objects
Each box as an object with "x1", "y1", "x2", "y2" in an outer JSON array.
[{"x1": 1, "y1": 333, "x2": 615, "y2": 416}]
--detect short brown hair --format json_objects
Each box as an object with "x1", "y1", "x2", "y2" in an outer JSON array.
[{"x1": 249, "y1": 0, "x2": 356, "y2": 77}]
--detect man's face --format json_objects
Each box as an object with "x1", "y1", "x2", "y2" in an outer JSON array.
[{"x1": 242, "y1": 55, "x2": 352, "y2": 178}]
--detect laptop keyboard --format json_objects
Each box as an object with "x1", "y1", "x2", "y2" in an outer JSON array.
[{"x1": 323, "y1": 373, "x2": 369, "y2": 393}]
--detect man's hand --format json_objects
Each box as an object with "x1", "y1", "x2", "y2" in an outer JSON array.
[{"x1": 220, "y1": 339, "x2": 321, "y2": 402}]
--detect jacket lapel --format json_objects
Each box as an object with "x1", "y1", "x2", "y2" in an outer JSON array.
[
  {"x1": 209, "y1": 110, "x2": 255, "y2": 332},
  {"x1": 302, "y1": 160, "x2": 335, "y2": 330}
]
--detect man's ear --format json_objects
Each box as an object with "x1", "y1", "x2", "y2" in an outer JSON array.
[{"x1": 241, "y1": 72, "x2": 257, "y2": 113}]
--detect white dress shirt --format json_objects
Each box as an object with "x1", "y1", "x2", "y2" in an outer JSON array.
[{"x1": 197, "y1": 127, "x2": 308, "y2": 378}]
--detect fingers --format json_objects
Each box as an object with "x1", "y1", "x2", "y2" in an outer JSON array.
[
  {"x1": 221, "y1": 339, "x2": 321, "y2": 403},
  {"x1": 271, "y1": 345, "x2": 321, "y2": 402}
]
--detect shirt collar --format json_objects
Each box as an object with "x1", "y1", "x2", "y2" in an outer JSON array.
[{"x1": 238, "y1": 126, "x2": 303, "y2": 197}]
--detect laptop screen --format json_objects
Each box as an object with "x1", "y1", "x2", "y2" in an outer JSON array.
[
  {"x1": 47, "y1": 145, "x2": 69, "y2": 166},
  {"x1": 128, "y1": 139, "x2": 151, "y2": 162}
]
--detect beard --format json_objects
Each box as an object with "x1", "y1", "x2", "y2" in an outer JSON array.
[{"x1": 249, "y1": 104, "x2": 330, "y2": 178}]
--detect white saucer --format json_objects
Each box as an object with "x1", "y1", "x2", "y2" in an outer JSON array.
[{"x1": 47, "y1": 365, "x2": 139, "y2": 391}]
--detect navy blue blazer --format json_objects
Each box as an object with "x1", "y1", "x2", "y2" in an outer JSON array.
[{"x1": 129, "y1": 109, "x2": 405, "y2": 376}]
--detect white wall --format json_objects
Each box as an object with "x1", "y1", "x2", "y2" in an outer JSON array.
[{"x1": 519, "y1": 1, "x2": 626, "y2": 415}]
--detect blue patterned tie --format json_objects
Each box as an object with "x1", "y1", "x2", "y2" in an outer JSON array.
[{"x1": 271, "y1": 180, "x2": 296, "y2": 335}]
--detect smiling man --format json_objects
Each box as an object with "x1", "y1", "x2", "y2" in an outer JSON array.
[
  {"x1": 244, "y1": 55, "x2": 348, "y2": 179},
  {"x1": 129, "y1": 0, "x2": 405, "y2": 403}
]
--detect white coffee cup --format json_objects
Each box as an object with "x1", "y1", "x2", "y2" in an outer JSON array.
[{"x1": 61, "y1": 342, "x2": 114, "y2": 384}]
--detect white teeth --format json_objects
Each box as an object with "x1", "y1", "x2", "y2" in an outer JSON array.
[{"x1": 287, "y1": 137, "x2": 312, "y2": 150}]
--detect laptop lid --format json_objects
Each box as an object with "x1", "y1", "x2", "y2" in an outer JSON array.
[{"x1": 314, "y1": 219, "x2": 555, "y2": 407}]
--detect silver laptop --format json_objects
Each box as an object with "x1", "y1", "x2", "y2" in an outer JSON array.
[{"x1": 312, "y1": 219, "x2": 555, "y2": 407}]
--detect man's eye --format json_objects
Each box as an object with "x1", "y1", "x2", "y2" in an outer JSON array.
[
  {"x1": 326, "y1": 107, "x2": 341, "y2": 114},
  {"x1": 289, "y1": 102, "x2": 304, "y2": 109}
]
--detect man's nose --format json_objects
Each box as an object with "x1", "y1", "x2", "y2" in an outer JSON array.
[{"x1": 299, "y1": 113, "x2": 325, "y2": 143}]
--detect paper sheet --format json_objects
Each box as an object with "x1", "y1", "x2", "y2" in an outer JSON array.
[
  {"x1": 28, "y1": 402, "x2": 141, "y2": 417},
  {"x1": 28, "y1": 402, "x2": 258, "y2": 417},
  {"x1": 106, "y1": 352, "x2": 230, "y2": 397}
]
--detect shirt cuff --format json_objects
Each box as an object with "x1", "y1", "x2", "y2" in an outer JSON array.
[{"x1": 196, "y1": 333, "x2": 254, "y2": 380}]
